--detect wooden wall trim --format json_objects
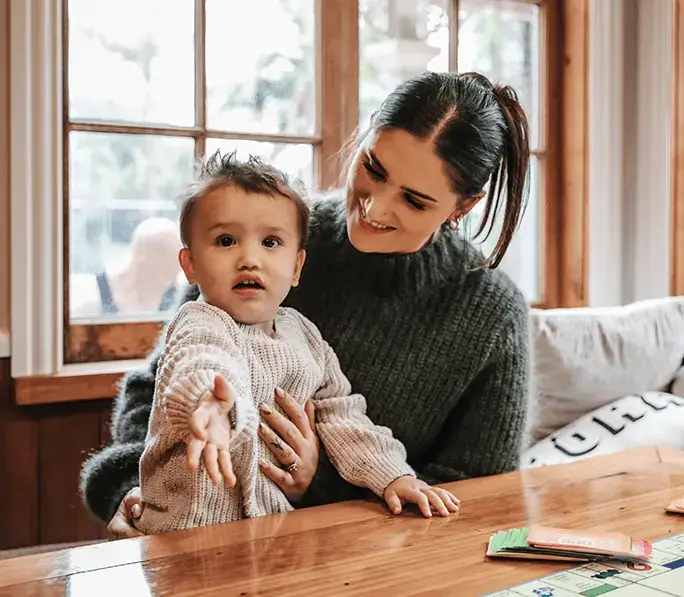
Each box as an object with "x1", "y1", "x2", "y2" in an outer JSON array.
[
  {"x1": 672, "y1": 0, "x2": 684, "y2": 295},
  {"x1": 13, "y1": 360, "x2": 142, "y2": 406},
  {"x1": 559, "y1": 0, "x2": 590, "y2": 307}
]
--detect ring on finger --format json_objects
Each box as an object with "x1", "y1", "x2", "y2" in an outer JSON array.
[{"x1": 283, "y1": 460, "x2": 298, "y2": 473}]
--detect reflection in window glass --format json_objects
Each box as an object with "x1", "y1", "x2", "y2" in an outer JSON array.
[
  {"x1": 205, "y1": 139, "x2": 314, "y2": 193},
  {"x1": 205, "y1": 0, "x2": 316, "y2": 136},
  {"x1": 67, "y1": 0, "x2": 195, "y2": 126},
  {"x1": 458, "y1": 0, "x2": 539, "y2": 148},
  {"x1": 359, "y1": 0, "x2": 449, "y2": 128},
  {"x1": 68, "y1": 132, "x2": 194, "y2": 320}
]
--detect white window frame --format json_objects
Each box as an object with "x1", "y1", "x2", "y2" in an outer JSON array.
[{"x1": 10, "y1": 0, "x2": 64, "y2": 377}]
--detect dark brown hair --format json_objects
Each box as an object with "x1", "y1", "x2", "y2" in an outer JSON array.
[
  {"x1": 178, "y1": 149, "x2": 309, "y2": 249},
  {"x1": 364, "y1": 71, "x2": 530, "y2": 268}
]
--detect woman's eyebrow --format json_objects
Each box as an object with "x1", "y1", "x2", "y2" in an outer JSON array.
[{"x1": 368, "y1": 150, "x2": 437, "y2": 203}]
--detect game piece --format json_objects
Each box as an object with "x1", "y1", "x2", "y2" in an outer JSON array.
[
  {"x1": 486, "y1": 526, "x2": 652, "y2": 563},
  {"x1": 484, "y1": 531, "x2": 684, "y2": 596},
  {"x1": 666, "y1": 497, "x2": 684, "y2": 514}
]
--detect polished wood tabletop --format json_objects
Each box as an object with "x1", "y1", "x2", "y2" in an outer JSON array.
[{"x1": 2, "y1": 447, "x2": 684, "y2": 597}]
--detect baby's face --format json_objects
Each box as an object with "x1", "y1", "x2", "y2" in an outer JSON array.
[{"x1": 180, "y1": 185, "x2": 305, "y2": 329}]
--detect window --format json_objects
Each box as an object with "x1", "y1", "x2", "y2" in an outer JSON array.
[{"x1": 11, "y1": 0, "x2": 581, "y2": 382}]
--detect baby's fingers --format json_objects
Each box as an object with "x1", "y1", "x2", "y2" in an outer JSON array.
[
  {"x1": 190, "y1": 406, "x2": 209, "y2": 441},
  {"x1": 423, "y1": 488, "x2": 449, "y2": 517},
  {"x1": 435, "y1": 488, "x2": 460, "y2": 513},
  {"x1": 404, "y1": 489, "x2": 432, "y2": 518},
  {"x1": 218, "y1": 448, "x2": 236, "y2": 487},
  {"x1": 203, "y1": 444, "x2": 221, "y2": 485},
  {"x1": 187, "y1": 436, "x2": 206, "y2": 471},
  {"x1": 385, "y1": 490, "x2": 403, "y2": 516}
]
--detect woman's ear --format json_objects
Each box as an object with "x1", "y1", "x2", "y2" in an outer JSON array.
[{"x1": 451, "y1": 191, "x2": 486, "y2": 220}]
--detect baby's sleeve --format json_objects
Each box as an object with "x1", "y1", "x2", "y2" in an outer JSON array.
[
  {"x1": 158, "y1": 302, "x2": 257, "y2": 449},
  {"x1": 312, "y1": 340, "x2": 415, "y2": 497}
]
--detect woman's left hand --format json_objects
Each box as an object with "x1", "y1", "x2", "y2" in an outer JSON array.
[{"x1": 257, "y1": 388, "x2": 319, "y2": 504}]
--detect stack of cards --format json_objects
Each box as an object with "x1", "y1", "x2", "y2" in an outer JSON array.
[
  {"x1": 485, "y1": 525, "x2": 652, "y2": 563},
  {"x1": 666, "y1": 497, "x2": 684, "y2": 513}
]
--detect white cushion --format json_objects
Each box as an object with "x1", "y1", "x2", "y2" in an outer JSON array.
[
  {"x1": 522, "y1": 392, "x2": 684, "y2": 469},
  {"x1": 529, "y1": 297, "x2": 684, "y2": 442}
]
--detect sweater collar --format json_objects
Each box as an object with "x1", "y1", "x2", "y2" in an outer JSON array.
[{"x1": 312, "y1": 195, "x2": 483, "y2": 298}]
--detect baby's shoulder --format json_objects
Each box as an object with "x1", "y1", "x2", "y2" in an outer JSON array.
[
  {"x1": 278, "y1": 307, "x2": 327, "y2": 353},
  {"x1": 165, "y1": 301, "x2": 241, "y2": 344}
]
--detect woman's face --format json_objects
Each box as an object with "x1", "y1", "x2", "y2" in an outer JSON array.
[{"x1": 345, "y1": 128, "x2": 466, "y2": 254}]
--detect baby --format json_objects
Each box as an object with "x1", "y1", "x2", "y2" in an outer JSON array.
[{"x1": 137, "y1": 150, "x2": 460, "y2": 534}]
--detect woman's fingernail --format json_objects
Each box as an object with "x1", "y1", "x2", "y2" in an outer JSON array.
[
  {"x1": 131, "y1": 504, "x2": 142, "y2": 518},
  {"x1": 259, "y1": 422, "x2": 267, "y2": 434},
  {"x1": 258, "y1": 458, "x2": 269, "y2": 469},
  {"x1": 259, "y1": 403, "x2": 272, "y2": 414},
  {"x1": 275, "y1": 387, "x2": 285, "y2": 399}
]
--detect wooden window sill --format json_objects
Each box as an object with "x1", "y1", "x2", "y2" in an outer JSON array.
[{"x1": 13, "y1": 360, "x2": 146, "y2": 406}]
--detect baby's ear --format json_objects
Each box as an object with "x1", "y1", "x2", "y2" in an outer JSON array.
[
  {"x1": 178, "y1": 248, "x2": 197, "y2": 284},
  {"x1": 292, "y1": 249, "x2": 306, "y2": 287}
]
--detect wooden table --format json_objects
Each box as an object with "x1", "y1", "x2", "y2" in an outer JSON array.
[{"x1": 3, "y1": 447, "x2": 684, "y2": 597}]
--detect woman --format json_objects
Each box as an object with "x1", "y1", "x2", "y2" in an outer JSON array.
[{"x1": 81, "y1": 71, "x2": 531, "y2": 538}]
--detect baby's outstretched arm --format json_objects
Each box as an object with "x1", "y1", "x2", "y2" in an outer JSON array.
[{"x1": 158, "y1": 302, "x2": 258, "y2": 484}]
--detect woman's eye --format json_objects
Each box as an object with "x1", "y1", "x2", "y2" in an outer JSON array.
[
  {"x1": 217, "y1": 235, "x2": 235, "y2": 247},
  {"x1": 263, "y1": 237, "x2": 281, "y2": 248},
  {"x1": 362, "y1": 161, "x2": 384, "y2": 181},
  {"x1": 403, "y1": 193, "x2": 426, "y2": 211}
]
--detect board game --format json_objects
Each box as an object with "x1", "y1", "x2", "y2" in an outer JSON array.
[{"x1": 483, "y1": 531, "x2": 684, "y2": 597}]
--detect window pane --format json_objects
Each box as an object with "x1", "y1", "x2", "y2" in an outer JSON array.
[
  {"x1": 69, "y1": 132, "x2": 194, "y2": 320},
  {"x1": 359, "y1": 0, "x2": 450, "y2": 128},
  {"x1": 67, "y1": 0, "x2": 195, "y2": 126},
  {"x1": 457, "y1": 0, "x2": 540, "y2": 148},
  {"x1": 205, "y1": 139, "x2": 314, "y2": 193},
  {"x1": 464, "y1": 157, "x2": 541, "y2": 303},
  {"x1": 205, "y1": 0, "x2": 316, "y2": 136}
]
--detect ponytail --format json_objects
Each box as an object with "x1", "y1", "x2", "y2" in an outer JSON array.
[{"x1": 476, "y1": 84, "x2": 531, "y2": 268}]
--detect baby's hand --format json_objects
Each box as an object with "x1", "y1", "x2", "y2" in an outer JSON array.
[
  {"x1": 383, "y1": 476, "x2": 460, "y2": 518},
  {"x1": 187, "y1": 376, "x2": 237, "y2": 487}
]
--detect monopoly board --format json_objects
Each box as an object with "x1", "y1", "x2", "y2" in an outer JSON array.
[{"x1": 484, "y1": 532, "x2": 684, "y2": 597}]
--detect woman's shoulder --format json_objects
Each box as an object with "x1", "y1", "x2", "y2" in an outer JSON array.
[
  {"x1": 450, "y1": 243, "x2": 529, "y2": 332},
  {"x1": 307, "y1": 189, "x2": 347, "y2": 242}
]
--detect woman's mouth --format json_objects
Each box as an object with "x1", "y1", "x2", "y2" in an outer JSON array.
[{"x1": 358, "y1": 199, "x2": 394, "y2": 232}]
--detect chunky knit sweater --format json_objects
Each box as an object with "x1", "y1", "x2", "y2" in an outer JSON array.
[
  {"x1": 80, "y1": 193, "x2": 531, "y2": 524},
  {"x1": 137, "y1": 301, "x2": 413, "y2": 533}
]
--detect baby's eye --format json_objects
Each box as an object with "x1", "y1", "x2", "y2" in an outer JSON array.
[
  {"x1": 262, "y1": 237, "x2": 281, "y2": 248},
  {"x1": 217, "y1": 235, "x2": 235, "y2": 247}
]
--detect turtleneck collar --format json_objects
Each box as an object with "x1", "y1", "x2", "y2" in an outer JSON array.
[{"x1": 308, "y1": 194, "x2": 484, "y2": 298}]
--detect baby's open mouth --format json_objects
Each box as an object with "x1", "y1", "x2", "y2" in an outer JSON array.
[{"x1": 233, "y1": 280, "x2": 264, "y2": 290}]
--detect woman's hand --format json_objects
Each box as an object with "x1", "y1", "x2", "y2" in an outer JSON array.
[
  {"x1": 107, "y1": 487, "x2": 144, "y2": 539},
  {"x1": 257, "y1": 388, "x2": 319, "y2": 504}
]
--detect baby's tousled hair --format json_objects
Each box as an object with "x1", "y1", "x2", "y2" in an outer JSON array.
[{"x1": 178, "y1": 149, "x2": 309, "y2": 249}]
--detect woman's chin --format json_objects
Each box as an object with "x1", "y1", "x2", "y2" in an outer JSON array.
[{"x1": 346, "y1": 214, "x2": 393, "y2": 254}]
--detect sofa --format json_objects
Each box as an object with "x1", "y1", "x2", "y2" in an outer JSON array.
[{"x1": 522, "y1": 296, "x2": 684, "y2": 468}]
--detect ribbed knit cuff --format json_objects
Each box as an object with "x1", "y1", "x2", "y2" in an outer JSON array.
[
  {"x1": 163, "y1": 370, "x2": 258, "y2": 450},
  {"x1": 356, "y1": 456, "x2": 416, "y2": 498}
]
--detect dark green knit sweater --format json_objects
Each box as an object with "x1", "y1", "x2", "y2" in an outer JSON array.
[{"x1": 80, "y1": 195, "x2": 530, "y2": 523}]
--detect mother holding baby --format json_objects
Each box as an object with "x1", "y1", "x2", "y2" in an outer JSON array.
[{"x1": 81, "y1": 70, "x2": 532, "y2": 537}]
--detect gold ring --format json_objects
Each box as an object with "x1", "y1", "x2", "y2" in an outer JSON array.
[{"x1": 285, "y1": 461, "x2": 298, "y2": 473}]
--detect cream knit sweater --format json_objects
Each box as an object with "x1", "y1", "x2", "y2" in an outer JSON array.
[{"x1": 137, "y1": 301, "x2": 415, "y2": 534}]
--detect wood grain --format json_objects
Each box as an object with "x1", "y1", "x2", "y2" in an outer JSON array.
[
  {"x1": 2, "y1": 447, "x2": 684, "y2": 596},
  {"x1": 14, "y1": 360, "x2": 143, "y2": 405},
  {"x1": 0, "y1": 359, "x2": 40, "y2": 549},
  {"x1": 560, "y1": 0, "x2": 590, "y2": 307}
]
